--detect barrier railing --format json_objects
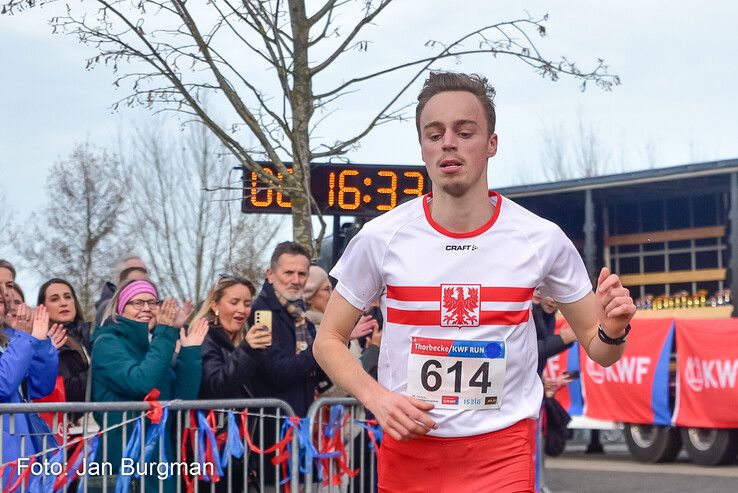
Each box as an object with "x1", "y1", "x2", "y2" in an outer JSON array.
[
  {"x1": 1, "y1": 398, "x2": 552, "y2": 492},
  {"x1": 0, "y1": 399, "x2": 299, "y2": 493},
  {"x1": 304, "y1": 397, "x2": 379, "y2": 493}
]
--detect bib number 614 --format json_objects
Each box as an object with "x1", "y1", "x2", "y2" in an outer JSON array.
[{"x1": 421, "y1": 359, "x2": 492, "y2": 393}]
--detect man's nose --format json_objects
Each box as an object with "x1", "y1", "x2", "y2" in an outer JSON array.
[{"x1": 441, "y1": 130, "x2": 457, "y2": 150}]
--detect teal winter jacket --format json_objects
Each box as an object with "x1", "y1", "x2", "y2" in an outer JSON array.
[{"x1": 90, "y1": 317, "x2": 201, "y2": 489}]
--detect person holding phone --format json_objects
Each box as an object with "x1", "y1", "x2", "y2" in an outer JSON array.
[
  {"x1": 197, "y1": 274, "x2": 271, "y2": 400},
  {"x1": 195, "y1": 274, "x2": 270, "y2": 492}
]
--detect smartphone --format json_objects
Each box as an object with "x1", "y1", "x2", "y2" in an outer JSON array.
[
  {"x1": 254, "y1": 310, "x2": 273, "y2": 346},
  {"x1": 564, "y1": 370, "x2": 580, "y2": 379}
]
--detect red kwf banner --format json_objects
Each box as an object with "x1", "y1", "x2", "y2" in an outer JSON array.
[
  {"x1": 673, "y1": 319, "x2": 738, "y2": 428},
  {"x1": 581, "y1": 319, "x2": 674, "y2": 425},
  {"x1": 543, "y1": 319, "x2": 583, "y2": 416}
]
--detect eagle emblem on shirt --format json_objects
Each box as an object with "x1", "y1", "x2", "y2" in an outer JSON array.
[{"x1": 441, "y1": 284, "x2": 480, "y2": 327}]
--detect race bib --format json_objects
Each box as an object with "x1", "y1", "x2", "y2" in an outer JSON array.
[{"x1": 406, "y1": 336, "x2": 506, "y2": 409}]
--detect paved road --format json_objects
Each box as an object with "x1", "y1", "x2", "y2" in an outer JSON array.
[{"x1": 542, "y1": 441, "x2": 738, "y2": 493}]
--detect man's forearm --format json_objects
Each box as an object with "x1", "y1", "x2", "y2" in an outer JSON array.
[
  {"x1": 314, "y1": 333, "x2": 385, "y2": 406},
  {"x1": 585, "y1": 326, "x2": 626, "y2": 367}
]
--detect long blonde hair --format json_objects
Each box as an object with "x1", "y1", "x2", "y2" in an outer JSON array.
[{"x1": 194, "y1": 275, "x2": 256, "y2": 344}]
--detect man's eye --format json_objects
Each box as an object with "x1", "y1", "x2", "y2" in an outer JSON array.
[{"x1": 459, "y1": 132, "x2": 472, "y2": 138}]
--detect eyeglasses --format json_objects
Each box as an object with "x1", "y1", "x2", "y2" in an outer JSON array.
[{"x1": 126, "y1": 299, "x2": 162, "y2": 310}]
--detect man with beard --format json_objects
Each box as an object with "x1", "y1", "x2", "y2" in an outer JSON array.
[{"x1": 248, "y1": 241, "x2": 327, "y2": 416}]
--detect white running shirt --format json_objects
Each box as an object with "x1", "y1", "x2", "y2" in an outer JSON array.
[{"x1": 331, "y1": 192, "x2": 591, "y2": 437}]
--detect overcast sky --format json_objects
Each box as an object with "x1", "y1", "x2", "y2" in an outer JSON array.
[{"x1": 2, "y1": 0, "x2": 737, "y2": 290}]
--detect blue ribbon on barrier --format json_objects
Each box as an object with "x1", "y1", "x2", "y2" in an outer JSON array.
[
  {"x1": 197, "y1": 411, "x2": 224, "y2": 482},
  {"x1": 115, "y1": 419, "x2": 143, "y2": 493},
  {"x1": 292, "y1": 411, "x2": 343, "y2": 484},
  {"x1": 324, "y1": 405, "x2": 344, "y2": 439},
  {"x1": 27, "y1": 448, "x2": 63, "y2": 493},
  {"x1": 355, "y1": 421, "x2": 383, "y2": 450},
  {"x1": 278, "y1": 417, "x2": 298, "y2": 486},
  {"x1": 77, "y1": 436, "x2": 100, "y2": 491},
  {"x1": 65, "y1": 435, "x2": 100, "y2": 489},
  {"x1": 220, "y1": 411, "x2": 244, "y2": 465},
  {"x1": 115, "y1": 407, "x2": 170, "y2": 493}
]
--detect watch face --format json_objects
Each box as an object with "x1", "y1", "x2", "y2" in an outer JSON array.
[{"x1": 242, "y1": 162, "x2": 431, "y2": 216}]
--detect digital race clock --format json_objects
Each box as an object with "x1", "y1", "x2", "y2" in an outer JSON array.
[{"x1": 242, "y1": 162, "x2": 431, "y2": 217}]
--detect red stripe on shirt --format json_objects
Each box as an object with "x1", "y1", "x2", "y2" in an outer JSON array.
[
  {"x1": 387, "y1": 308, "x2": 530, "y2": 326},
  {"x1": 386, "y1": 285, "x2": 534, "y2": 303}
]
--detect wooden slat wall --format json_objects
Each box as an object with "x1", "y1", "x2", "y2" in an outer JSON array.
[
  {"x1": 619, "y1": 268, "x2": 727, "y2": 286},
  {"x1": 605, "y1": 226, "x2": 725, "y2": 247}
]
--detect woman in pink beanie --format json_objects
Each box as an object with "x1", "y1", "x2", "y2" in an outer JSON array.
[{"x1": 90, "y1": 278, "x2": 208, "y2": 492}]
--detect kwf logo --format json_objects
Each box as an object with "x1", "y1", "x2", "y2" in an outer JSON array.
[{"x1": 441, "y1": 284, "x2": 480, "y2": 327}]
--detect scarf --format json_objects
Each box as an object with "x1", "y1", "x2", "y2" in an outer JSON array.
[{"x1": 273, "y1": 288, "x2": 313, "y2": 354}]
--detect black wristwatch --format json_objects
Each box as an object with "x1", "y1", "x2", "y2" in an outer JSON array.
[{"x1": 597, "y1": 324, "x2": 631, "y2": 346}]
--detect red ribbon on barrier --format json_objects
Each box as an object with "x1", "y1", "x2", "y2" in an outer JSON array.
[
  {"x1": 241, "y1": 410, "x2": 299, "y2": 493},
  {"x1": 3, "y1": 457, "x2": 33, "y2": 493},
  {"x1": 144, "y1": 389, "x2": 163, "y2": 424},
  {"x1": 180, "y1": 410, "x2": 198, "y2": 493},
  {"x1": 52, "y1": 439, "x2": 85, "y2": 491},
  {"x1": 363, "y1": 419, "x2": 380, "y2": 451},
  {"x1": 240, "y1": 410, "x2": 298, "y2": 456},
  {"x1": 318, "y1": 412, "x2": 358, "y2": 486}
]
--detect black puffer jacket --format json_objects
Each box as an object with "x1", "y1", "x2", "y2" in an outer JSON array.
[
  {"x1": 199, "y1": 324, "x2": 263, "y2": 399},
  {"x1": 58, "y1": 320, "x2": 91, "y2": 403}
]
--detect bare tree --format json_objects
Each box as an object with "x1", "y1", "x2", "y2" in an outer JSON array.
[
  {"x1": 0, "y1": 187, "x2": 10, "y2": 239},
  {"x1": 539, "y1": 122, "x2": 572, "y2": 182},
  {"x1": 3, "y1": 1, "x2": 620, "y2": 253},
  {"x1": 643, "y1": 137, "x2": 658, "y2": 169},
  {"x1": 124, "y1": 122, "x2": 283, "y2": 303},
  {"x1": 574, "y1": 115, "x2": 610, "y2": 178},
  {"x1": 538, "y1": 114, "x2": 611, "y2": 181},
  {"x1": 19, "y1": 143, "x2": 127, "y2": 318}
]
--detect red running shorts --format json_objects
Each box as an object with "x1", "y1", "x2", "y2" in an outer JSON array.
[{"x1": 377, "y1": 418, "x2": 536, "y2": 493}]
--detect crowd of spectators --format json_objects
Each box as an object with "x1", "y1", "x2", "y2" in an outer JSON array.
[{"x1": 0, "y1": 243, "x2": 383, "y2": 489}]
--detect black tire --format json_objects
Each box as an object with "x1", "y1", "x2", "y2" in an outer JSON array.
[
  {"x1": 623, "y1": 423, "x2": 682, "y2": 463},
  {"x1": 681, "y1": 427, "x2": 738, "y2": 466}
]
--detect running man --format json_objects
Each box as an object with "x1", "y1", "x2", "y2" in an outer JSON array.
[{"x1": 313, "y1": 72, "x2": 635, "y2": 492}]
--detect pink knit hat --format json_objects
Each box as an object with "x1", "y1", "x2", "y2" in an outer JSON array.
[{"x1": 117, "y1": 280, "x2": 159, "y2": 314}]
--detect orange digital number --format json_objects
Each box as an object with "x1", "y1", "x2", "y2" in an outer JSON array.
[
  {"x1": 276, "y1": 168, "x2": 293, "y2": 208},
  {"x1": 328, "y1": 172, "x2": 336, "y2": 206},
  {"x1": 403, "y1": 171, "x2": 424, "y2": 197},
  {"x1": 376, "y1": 170, "x2": 398, "y2": 211},
  {"x1": 250, "y1": 168, "x2": 274, "y2": 207},
  {"x1": 338, "y1": 169, "x2": 360, "y2": 210}
]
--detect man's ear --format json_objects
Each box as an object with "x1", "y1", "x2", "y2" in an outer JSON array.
[
  {"x1": 266, "y1": 268, "x2": 273, "y2": 284},
  {"x1": 487, "y1": 133, "x2": 498, "y2": 158}
]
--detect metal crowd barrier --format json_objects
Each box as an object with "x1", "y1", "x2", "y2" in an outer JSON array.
[
  {"x1": 0, "y1": 399, "x2": 300, "y2": 493},
  {"x1": 0, "y1": 398, "x2": 381, "y2": 493},
  {"x1": 304, "y1": 397, "x2": 378, "y2": 493}
]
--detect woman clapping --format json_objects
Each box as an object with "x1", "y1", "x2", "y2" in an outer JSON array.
[{"x1": 91, "y1": 279, "x2": 207, "y2": 492}]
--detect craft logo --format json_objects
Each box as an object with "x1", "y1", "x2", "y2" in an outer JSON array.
[
  {"x1": 684, "y1": 357, "x2": 738, "y2": 392},
  {"x1": 485, "y1": 396, "x2": 498, "y2": 406},
  {"x1": 445, "y1": 244, "x2": 479, "y2": 251},
  {"x1": 441, "y1": 284, "x2": 480, "y2": 327},
  {"x1": 442, "y1": 396, "x2": 459, "y2": 405}
]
